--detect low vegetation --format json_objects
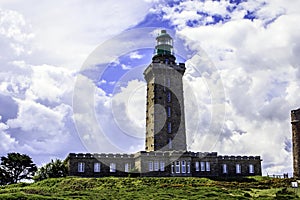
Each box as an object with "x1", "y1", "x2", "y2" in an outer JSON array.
[
  {"x1": 33, "y1": 159, "x2": 68, "y2": 181},
  {"x1": 0, "y1": 176, "x2": 298, "y2": 199}
]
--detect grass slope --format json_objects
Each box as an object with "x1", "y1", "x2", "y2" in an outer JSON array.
[{"x1": 0, "y1": 176, "x2": 298, "y2": 199}]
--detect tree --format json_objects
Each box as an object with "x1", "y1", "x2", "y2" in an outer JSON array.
[
  {"x1": 0, "y1": 166, "x2": 10, "y2": 185},
  {"x1": 34, "y1": 159, "x2": 68, "y2": 181},
  {"x1": 0, "y1": 153, "x2": 37, "y2": 185}
]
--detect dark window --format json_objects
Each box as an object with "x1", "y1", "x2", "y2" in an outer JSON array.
[{"x1": 167, "y1": 92, "x2": 171, "y2": 102}]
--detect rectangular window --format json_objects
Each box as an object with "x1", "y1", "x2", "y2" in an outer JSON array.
[
  {"x1": 195, "y1": 161, "x2": 200, "y2": 172},
  {"x1": 200, "y1": 162, "x2": 205, "y2": 171},
  {"x1": 167, "y1": 107, "x2": 171, "y2": 118},
  {"x1": 206, "y1": 162, "x2": 211, "y2": 172},
  {"x1": 94, "y1": 162, "x2": 101, "y2": 173},
  {"x1": 160, "y1": 161, "x2": 165, "y2": 171},
  {"x1": 249, "y1": 164, "x2": 254, "y2": 174},
  {"x1": 78, "y1": 162, "x2": 85, "y2": 173},
  {"x1": 175, "y1": 161, "x2": 180, "y2": 173},
  {"x1": 110, "y1": 163, "x2": 116, "y2": 172},
  {"x1": 167, "y1": 92, "x2": 171, "y2": 102},
  {"x1": 236, "y1": 164, "x2": 241, "y2": 174},
  {"x1": 154, "y1": 161, "x2": 159, "y2": 171},
  {"x1": 168, "y1": 138, "x2": 172, "y2": 149},
  {"x1": 125, "y1": 163, "x2": 131, "y2": 173},
  {"x1": 148, "y1": 161, "x2": 153, "y2": 172},
  {"x1": 167, "y1": 122, "x2": 172, "y2": 133},
  {"x1": 182, "y1": 161, "x2": 186, "y2": 173},
  {"x1": 187, "y1": 162, "x2": 191, "y2": 173},
  {"x1": 222, "y1": 164, "x2": 227, "y2": 174}
]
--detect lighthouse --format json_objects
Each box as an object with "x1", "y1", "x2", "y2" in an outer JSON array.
[{"x1": 144, "y1": 30, "x2": 187, "y2": 152}]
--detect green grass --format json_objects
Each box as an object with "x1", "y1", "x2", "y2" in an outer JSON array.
[{"x1": 0, "y1": 176, "x2": 298, "y2": 199}]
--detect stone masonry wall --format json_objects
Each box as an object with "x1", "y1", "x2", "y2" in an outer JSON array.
[
  {"x1": 144, "y1": 62, "x2": 186, "y2": 152},
  {"x1": 292, "y1": 108, "x2": 300, "y2": 178},
  {"x1": 67, "y1": 152, "x2": 262, "y2": 178},
  {"x1": 67, "y1": 153, "x2": 135, "y2": 177}
]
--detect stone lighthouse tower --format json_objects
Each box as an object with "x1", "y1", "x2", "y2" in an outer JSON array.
[
  {"x1": 144, "y1": 30, "x2": 187, "y2": 152},
  {"x1": 292, "y1": 108, "x2": 300, "y2": 178}
]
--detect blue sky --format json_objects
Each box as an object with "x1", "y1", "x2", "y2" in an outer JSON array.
[{"x1": 0, "y1": 0, "x2": 300, "y2": 175}]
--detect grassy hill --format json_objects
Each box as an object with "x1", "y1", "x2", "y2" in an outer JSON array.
[{"x1": 0, "y1": 176, "x2": 298, "y2": 199}]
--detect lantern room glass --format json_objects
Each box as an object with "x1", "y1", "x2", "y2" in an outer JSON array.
[{"x1": 155, "y1": 30, "x2": 174, "y2": 55}]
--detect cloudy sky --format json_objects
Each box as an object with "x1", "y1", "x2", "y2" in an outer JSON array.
[{"x1": 0, "y1": 0, "x2": 299, "y2": 175}]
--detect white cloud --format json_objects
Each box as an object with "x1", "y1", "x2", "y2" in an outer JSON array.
[
  {"x1": 4, "y1": 98, "x2": 74, "y2": 156},
  {"x1": 111, "y1": 80, "x2": 146, "y2": 135},
  {"x1": 0, "y1": 9, "x2": 34, "y2": 42},
  {"x1": 97, "y1": 79, "x2": 107, "y2": 85},
  {"x1": 72, "y1": 74, "x2": 119, "y2": 153},
  {"x1": 129, "y1": 51, "x2": 144, "y2": 59},
  {"x1": 25, "y1": 64, "x2": 75, "y2": 103},
  {"x1": 0, "y1": 116, "x2": 18, "y2": 152},
  {"x1": 109, "y1": 81, "x2": 116, "y2": 85},
  {"x1": 0, "y1": 8, "x2": 33, "y2": 62},
  {"x1": 73, "y1": 74, "x2": 146, "y2": 153},
  {"x1": 121, "y1": 64, "x2": 132, "y2": 70},
  {"x1": 0, "y1": 0, "x2": 155, "y2": 68},
  {"x1": 8, "y1": 100, "x2": 67, "y2": 133}
]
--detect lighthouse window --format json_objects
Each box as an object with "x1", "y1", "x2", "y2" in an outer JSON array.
[
  {"x1": 187, "y1": 162, "x2": 191, "y2": 173},
  {"x1": 125, "y1": 163, "x2": 131, "y2": 173},
  {"x1": 78, "y1": 162, "x2": 85, "y2": 173},
  {"x1": 154, "y1": 161, "x2": 159, "y2": 171},
  {"x1": 195, "y1": 161, "x2": 200, "y2": 171},
  {"x1": 167, "y1": 92, "x2": 171, "y2": 102},
  {"x1": 222, "y1": 164, "x2": 227, "y2": 174},
  {"x1": 110, "y1": 163, "x2": 116, "y2": 172},
  {"x1": 236, "y1": 164, "x2": 241, "y2": 174},
  {"x1": 148, "y1": 161, "x2": 153, "y2": 172},
  {"x1": 168, "y1": 138, "x2": 172, "y2": 149},
  {"x1": 160, "y1": 161, "x2": 165, "y2": 171},
  {"x1": 175, "y1": 161, "x2": 180, "y2": 173},
  {"x1": 94, "y1": 163, "x2": 101, "y2": 173},
  {"x1": 249, "y1": 164, "x2": 254, "y2": 174},
  {"x1": 206, "y1": 162, "x2": 211, "y2": 172},
  {"x1": 167, "y1": 122, "x2": 172, "y2": 133},
  {"x1": 182, "y1": 161, "x2": 186, "y2": 173},
  {"x1": 167, "y1": 107, "x2": 171, "y2": 117},
  {"x1": 200, "y1": 162, "x2": 205, "y2": 171}
]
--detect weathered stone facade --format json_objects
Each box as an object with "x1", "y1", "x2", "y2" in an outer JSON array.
[
  {"x1": 67, "y1": 153, "x2": 135, "y2": 177},
  {"x1": 144, "y1": 61, "x2": 187, "y2": 152},
  {"x1": 66, "y1": 30, "x2": 262, "y2": 178},
  {"x1": 66, "y1": 152, "x2": 262, "y2": 177},
  {"x1": 292, "y1": 108, "x2": 300, "y2": 178}
]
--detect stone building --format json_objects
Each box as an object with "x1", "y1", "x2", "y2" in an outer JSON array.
[
  {"x1": 292, "y1": 108, "x2": 300, "y2": 178},
  {"x1": 66, "y1": 30, "x2": 262, "y2": 177}
]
